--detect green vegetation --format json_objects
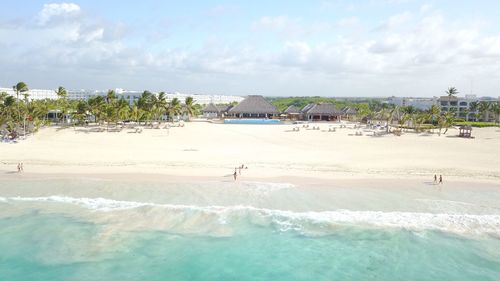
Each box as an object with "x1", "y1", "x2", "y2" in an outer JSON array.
[
  {"x1": 454, "y1": 122, "x2": 500, "y2": 128},
  {"x1": 268, "y1": 96, "x2": 338, "y2": 112},
  {"x1": 268, "y1": 96, "x2": 383, "y2": 121},
  {"x1": 1, "y1": 81, "x2": 200, "y2": 140},
  {"x1": 445, "y1": 87, "x2": 459, "y2": 97}
]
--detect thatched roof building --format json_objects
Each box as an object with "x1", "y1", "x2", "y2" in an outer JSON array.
[
  {"x1": 284, "y1": 105, "x2": 302, "y2": 120},
  {"x1": 342, "y1": 107, "x2": 357, "y2": 115},
  {"x1": 202, "y1": 103, "x2": 232, "y2": 118},
  {"x1": 228, "y1": 95, "x2": 279, "y2": 118},
  {"x1": 301, "y1": 103, "x2": 341, "y2": 121},
  {"x1": 202, "y1": 103, "x2": 219, "y2": 113},
  {"x1": 284, "y1": 105, "x2": 301, "y2": 114}
]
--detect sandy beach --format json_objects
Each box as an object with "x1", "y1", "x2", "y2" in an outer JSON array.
[{"x1": 1, "y1": 122, "x2": 499, "y2": 183}]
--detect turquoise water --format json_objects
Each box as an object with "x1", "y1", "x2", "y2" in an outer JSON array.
[
  {"x1": 1, "y1": 179, "x2": 499, "y2": 280},
  {"x1": 1, "y1": 212, "x2": 499, "y2": 281}
]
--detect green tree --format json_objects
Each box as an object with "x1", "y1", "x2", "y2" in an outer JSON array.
[
  {"x1": 445, "y1": 87, "x2": 459, "y2": 97},
  {"x1": 442, "y1": 111, "x2": 456, "y2": 134},
  {"x1": 427, "y1": 104, "x2": 440, "y2": 124},
  {"x1": 184, "y1": 96, "x2": 195, "y2": 120},
  {"x1": 493, "y1": 103, "x2": 500, "y2": 124},
  {"x1": 157, "y1": 92, "x2": 168, "y2": 122},
  {"x1": 55, "y1": 86, "x2": 68, "y2": 124},
  {"x1": 468, "y1": 101, "x2": 480, "y2": 122},
  {"x1": 73, "y1": 100, "x2": 89, "y2": 125},
  {"x1": 169, "y1": 97, "x2": 182, "y2": 121},
  {"x1": 478, "y1": 101, "x2": 491, "y2": 122},
  {"x1": 88, "y1": 96, "x2": 106, "y2": 124}
]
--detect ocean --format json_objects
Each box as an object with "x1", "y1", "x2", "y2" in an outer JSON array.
[{"x1": 0, "y1": 178, "x2": 499, "y2": 281}]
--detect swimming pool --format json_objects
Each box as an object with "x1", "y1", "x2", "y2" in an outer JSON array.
[{"x1": 224, "y1": 119, "x2": 281, "y2": 124}]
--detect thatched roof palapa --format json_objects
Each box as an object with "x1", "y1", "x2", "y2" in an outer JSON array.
[
  {"x1": 202, "y1": 103, "x2": 220, "y2": 113},
  {"x1": 284, "y1": 105, "x2": 301, "y2": 114},
  {"x1": 216, "y1": 104, "x2": 232, "y2": 112},
  {"x1": 342, "y1": 107, "x2": 357, "y2": 115},
  {"x1": 302, "y1": 103, "x2": 341, "y2": 115},
  {"x1": 202, "y1": 103, "x2": 232, "y2": 113},
  {"x1": 228, "y1": 95, "x2": 279, "y2": 114}
]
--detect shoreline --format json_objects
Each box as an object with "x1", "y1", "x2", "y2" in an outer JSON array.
[{"x1": 2, "y1": 170, "x2": 500, "y2": 189}]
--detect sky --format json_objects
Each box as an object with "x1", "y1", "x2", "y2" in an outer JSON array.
[{"x1": 1, "y1": 0, "x2": 500, "y2": 97}]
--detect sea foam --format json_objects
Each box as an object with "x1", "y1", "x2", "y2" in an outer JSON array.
[{"x1": 1, "y1": 195, "x2": 499, "y2": 236}]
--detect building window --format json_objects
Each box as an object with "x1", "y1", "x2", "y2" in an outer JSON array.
[
  {"x1": 459, "y1": 102, "x2": 467, "y2": 106},
  {"x1": 450, "y1": 101, "x2": 458, "y2": 106},
  {"x1": 440, "y1": 101, "x2": 448, "y2": 106}
]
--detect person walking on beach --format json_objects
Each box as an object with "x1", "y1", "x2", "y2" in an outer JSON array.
[
  {"x1": 17, "y1": 163, "x2": 21, "y2": 173},
  {"x1": 233, "y1": 169, "x2": 237, "y2": 181},
  {"x1": 434, "y1": 174, "x2": 437, "y2": 184},
  {"x1": 439, "y1": 175, "x2": 443, "y2": 184}
]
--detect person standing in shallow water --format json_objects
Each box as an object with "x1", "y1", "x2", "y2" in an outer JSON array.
[
  {"x1": 439, "y1": 175, "x2": 443, "y2": 184},
  {"x1": 233, "y1": 170, "x2": 237, "y2": 181},
  {"x1": 434, "y1": 174, "x2": 437, "y2": 184}
]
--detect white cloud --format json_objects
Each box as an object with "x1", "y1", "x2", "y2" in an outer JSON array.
[
  {"x1": 375, "y1": 11, "x2": 413, "y2": 31},
  {"x1": 1, "y1": 4, "x2": 500, "y2": 97},
  {"x1": 37, "y1": 3, "x2": 81, "y2": 25},
  {"x1": 252, "y1": 16, "x2": 294, "y2": 32},
  {"x1": 420, "y1": 4, "x2": 433, "y2": 13},
  {"x1": 337, "y1": 17, "x2": 360, "y2": 27}
]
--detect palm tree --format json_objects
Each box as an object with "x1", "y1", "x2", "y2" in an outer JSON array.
[
  {"x1": 168, "y1": 97, "x2": 182, "y2": 121},
  {"x1": 157, "y1": 92, "x2": 168, "y2": 122},
  {"x1": 117, "y1": 99, "x2": 130, "y2": 121},
  {"x1": 445, "y1": 87, "x2": 459, "y2": 97},
  {"x1": 184, "y1": 96, "x2": 195, "y2": 121},
  {"x1": 104, "y1": 90, "x2": 119, "y2": 128},
  {"x1": 478, "y1": 101, "x2": 491, "y2": 122},
  {"x1": 13, "y1": 82, "x2": 28, "y2": 117},
  {"x1": 414, "y1": 112, "x2": 429, "y2": 133},
  {"x1": 468, "y1": 101, "x2": 479, "y2": 121},
  {"x1": 400, "y1": 106, "x2": 417, "y2": 131},
  {"x1": 55, "y1": 86, "x2": 68, "y2": 124},
  {"x1": 88, "y1": 96, "x2": 106, "y2": 124},
  {"x1": 462, "y1": 108, "x2": 470, "y2": 122},
  {"x1": 13, "y1": 82, "x2": 29, "y2": 136},
  {"x1": 138, "y1": 91, "x2": 154, "y2": 124},
  {"x1": 493, "y1": 103, "x2": 500, "y2": 124},
  {"x1": 106, "y1": 90, "x2": 117, "y2": 104},
  {"x1": 442, "y1": 111, "x2": 456, "y2": 134},
  {"x1": 427, "y1": 104, "x2": 440, "y2": 132},
  {"x1": 74, "y1": 100, "x2": 89, "y2": 125},
  {"x1": 130, "y1": 103, "x2": 144, "y2": 123}
]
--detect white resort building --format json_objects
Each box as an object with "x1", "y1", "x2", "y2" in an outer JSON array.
[
  {"x1": 0, "y1": 87, "x2": 59, "y2": 100},
  {"x1": 67, "y1": 89, "x2": 243, "y2": 105},
  {"x1": 438, "y1": 95, "x2": 499, "y2": 121},
  {"x1": 1, "y1": 86, "x2": 243, "y2": 105},
  {"x1": 386, "y1": 96, "x2": 438, "y2": 110}
]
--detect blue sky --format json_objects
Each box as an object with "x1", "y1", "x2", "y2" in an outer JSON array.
[{"x1": 1, "y1": 0, "x2": 500, "y2": 97}]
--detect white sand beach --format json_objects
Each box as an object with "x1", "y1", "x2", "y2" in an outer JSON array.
[{"x1": 1, "y1": 122, "x2": 499, "y2": 183}]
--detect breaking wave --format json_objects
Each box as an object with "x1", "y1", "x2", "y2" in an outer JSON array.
[{"x1": 1, "y1": 196, "x2": 499, "y2": 236}]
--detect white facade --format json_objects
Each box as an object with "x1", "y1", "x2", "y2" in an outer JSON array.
[
  {"x1": 438, "y1": 95, "x2": 499, "y2": 121},
  {"x1": 67, "y1": 89, "x2": 244, "y2": 105},
  {"x1": 386, "y1": 96, "x2": 438, "y2": 110},
  {"x1": 1, "y1": 86, "x2": 243, "y2": 105},
  {"x1": 0, "y1": 87, "x2": 59, "y2": 100}
]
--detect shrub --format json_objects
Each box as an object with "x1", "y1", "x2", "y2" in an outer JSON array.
[{"x1": 454, "y1": 122, "x2": 500, "y2": 128}]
